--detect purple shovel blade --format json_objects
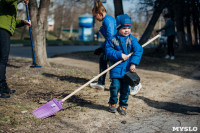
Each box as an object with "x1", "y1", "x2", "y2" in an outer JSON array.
[{"x1": 32, "y1": 98, "x2": 63, "y2": 119}]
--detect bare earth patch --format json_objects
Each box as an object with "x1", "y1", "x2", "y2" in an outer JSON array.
[{"x1": 0, "y1": 49, "x2": 200, "y2": 133}]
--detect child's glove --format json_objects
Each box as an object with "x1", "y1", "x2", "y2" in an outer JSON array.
[{"x1": 94, "y1": 48, "x2": 104, "y2": 55}]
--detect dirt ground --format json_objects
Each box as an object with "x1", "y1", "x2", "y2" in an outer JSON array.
[{"x1": 0, "y1": 48, "x2": 200, "y2": 133}]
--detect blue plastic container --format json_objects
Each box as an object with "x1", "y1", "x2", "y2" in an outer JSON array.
[{"x1": 78, "y1": 13, "x2": 93, "y2": 41}]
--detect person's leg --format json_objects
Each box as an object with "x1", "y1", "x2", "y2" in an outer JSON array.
[
  {"x1": 109, "y1": 79, "x2": 120, "y2": 105},
  {"x1": 98, "y1": 53, "x2": 107, "y2": 85},
  {"x1": 167, "y1": 36, "x2": 175, "y2": 56},
  {"x1": 167, "y1": 37, "x2": 171, "y2": 56},
  {"x1": 119, "y1": 79, "x2": 130, "y2": 107},
  {"x1": 90, "y1": 53, "x2": 107, "y2": 89},
  {"x1": 0, "y1": 29, "x2": 10, "y2": 81},
  {"x1": 117, "y1": 79, "x2": 129, "y2": 115},
  {"x1": 0, "y1": 28, "x2": 11, "y2": 98}
]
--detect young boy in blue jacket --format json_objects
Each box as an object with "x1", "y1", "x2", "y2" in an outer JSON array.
[{"x1": 105, "y1": 14, "x2": 143, "y2": 115}]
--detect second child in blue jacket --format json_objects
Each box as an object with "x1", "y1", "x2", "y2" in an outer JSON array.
[
  {"x1": 105, "y1": 14, "x2": 143, "y2": 115},
  {"x1": 90, "y1": 1, "x2": 117, "y2": 90}
]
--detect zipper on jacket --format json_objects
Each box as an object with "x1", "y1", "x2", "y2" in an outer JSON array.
[{"x1": 10, "y1": 17, "x2": 13, "y2": 30}]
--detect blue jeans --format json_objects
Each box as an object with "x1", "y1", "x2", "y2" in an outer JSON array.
[
  {"x1": 109, "y1": 78, "x2": 130, "y2": 107},
  {"x1": 97, "y1": 53, "x2": 108, "y2": 85},
  {"x1": 0, "y1": 28, "x2": 11, "y2": 81}
]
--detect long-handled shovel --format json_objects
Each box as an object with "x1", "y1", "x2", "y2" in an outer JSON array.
[
  {"x1": 32, "y1": 35, "x2": 160, "y2": 119},
  {"x1": 25, "y1": 5, "x2": 42, "y2": 68}
]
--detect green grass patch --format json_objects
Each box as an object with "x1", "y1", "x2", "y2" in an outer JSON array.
[{"x1": 0, "y1": 116, "x2": 7, "y2": 122}]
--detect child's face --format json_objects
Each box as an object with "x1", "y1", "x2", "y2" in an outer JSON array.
[
  {"x1": 93, "y1": 12, "x2": 103, "y2": 22},
  {"x1": 119, "y1": 27, "x2": 131, "y2": 36}
]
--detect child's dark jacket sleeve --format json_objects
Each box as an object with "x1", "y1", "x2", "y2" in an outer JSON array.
[
  {"x1": 105, "y1": 39, "x2": 123, "y2": 61},
  {"x1": 129, "y1": 35, "x2": 143, "y2": 65},
  {"x1": 157, "y1": 19, "x2": 170, "y2": 32}
]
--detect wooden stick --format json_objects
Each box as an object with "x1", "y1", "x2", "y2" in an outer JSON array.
[{"x1": 61, "y1": 34, "x2": 160, "y2": 102}]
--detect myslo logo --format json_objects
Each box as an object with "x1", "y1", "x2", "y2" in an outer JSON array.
[{"x1": 172, "y1": 127, "x2": 198, "y2": 132}]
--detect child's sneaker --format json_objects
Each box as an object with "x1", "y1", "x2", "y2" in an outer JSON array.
[
  {"x1": 165, "y1": 54, "x2": 170, "y2": 59},
  {"x1": 170, "y1": 56, "x2": 175, "y2": 60},
  {"x1": 89, "y1": 82, "x2": 105, "y2": 90},
  {"x1": 130, "y1": 83, "x2": 142, "y2": 95},
  {"x1": 117, "y1": 106, "x2": 127, "y2": 115},
  {"x1": 109, "y1": 104, "x2": 116, "y2": 113}
]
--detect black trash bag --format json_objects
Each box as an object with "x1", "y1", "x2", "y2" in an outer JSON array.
[{"x1": 124, "y1": 71, "x2": 140, "y2": 87}]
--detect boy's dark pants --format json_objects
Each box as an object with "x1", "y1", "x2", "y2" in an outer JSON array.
[
  {"x1": 0, "y1": 28, "x2": 10, "y2": 81},
  {"x1": 98, "y1": 53, "x2": 108, "y2": 85},
  {"x1": 167, "y1": 35, "x2": 175, "y2": 56},
  {"x1": 109, "y1": 78, "x2": 130, "y2": 107}
]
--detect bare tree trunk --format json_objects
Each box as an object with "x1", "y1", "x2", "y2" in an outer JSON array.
[
  {"x1": 197, "y1": 0, "x2": 200, "y2": 45},
  {"x1": 68, "y1": 4, "x2": 74, "y2": 39},
  {"x1": 57, "y1": 5, "x2": 64, "y2": 40},
  {"x1": 69, "y1": 24, "x2": 73, "y2": 38},
  {"x1": 92, "y1": 0, "x2": 96, "y2": 41},
  {"x1": 185, "y1": 0, "x2": 192, "y2": 46},
  {"x1": 191, "y1": 0, "x2": 199, "y2": 45},
  {"x1": 29, "y1": 0, "x2": 50, "y2": 67},
  {"x1": 139, "y1": 9, "x2": 161, "y2": 45},
  {"x1": 174, "y1": 0, "x2": 185, "y2": 50},
  {"x1": 113, "y1": 0, "x2": 124, "y2": 18},
  {"x1": 84, "y1": 0, "x2": 88, "y2": 13},
  {"x1": 139, "y1": 0, "x2": 174, "y2": 45}
]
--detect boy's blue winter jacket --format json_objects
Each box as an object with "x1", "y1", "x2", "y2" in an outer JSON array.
[
  {"x1": 106, "y1": 34, "x2": 143, "y2": 79},
  {"x1": 99, "y1": 14, "x2": 117, "y2": 50}
]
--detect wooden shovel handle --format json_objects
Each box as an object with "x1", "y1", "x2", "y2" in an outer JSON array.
[{"x1": 61, "y1": 34, "x2": 160, "y2": 102}]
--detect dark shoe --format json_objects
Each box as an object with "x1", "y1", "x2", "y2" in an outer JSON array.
[
  {"x1": 3, "y1": 88, "x2": 16, "y2": 94},
  {"x1": 117, "y1": 106, "x2": 127, "y2": 115},
  {"x1": 109, "y1": 104, "x2": 116, "y2": 113},
  {"x1": 0, "y1": 93, "x2": 10, "y2": 98},
  {"x1": 0, "y1": 80, "x2": 16, "y2": 94}
]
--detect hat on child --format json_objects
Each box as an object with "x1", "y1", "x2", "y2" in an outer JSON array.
[{"x1": 116, "y1": 14, "x2": 132, "y2": 30}]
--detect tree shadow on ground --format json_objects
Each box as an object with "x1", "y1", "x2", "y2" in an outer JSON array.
[
  {"x1": 42, "y1": 73, "x2": 89, "y2": 84},
  {"x1": 29, "y1": 91, "x2": 108, "y2": 112},
  {"x1": 59, "y1": 93, "x2": 108, "y2": 112},
  {"x1": 51, "y1": 47, "x2": 200, "y2": 80},
  {"x1": 7, "y1": 63, "x2": 21, "y2": 68},
  {"x1": 134, "y1": 96, "x2": 200, "y2": 115}
]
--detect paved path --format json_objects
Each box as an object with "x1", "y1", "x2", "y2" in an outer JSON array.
[
  {"x1": 10, "y1": 45, "x2": 99, "y2": 58},
  {"x1": 9, "y1": 44, "x2": 156, "y2": 58}
]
